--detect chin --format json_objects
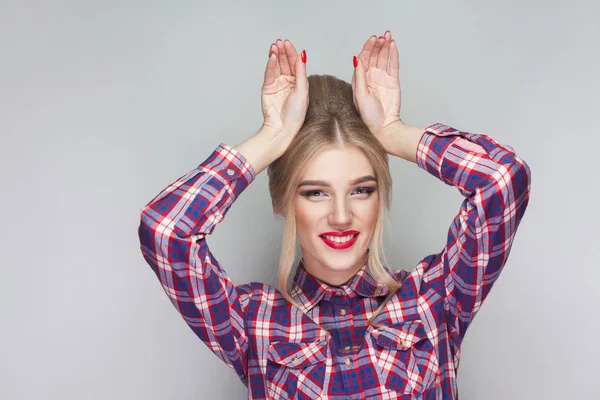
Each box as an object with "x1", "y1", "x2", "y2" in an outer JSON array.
[
  {"x1": 299, "y1": 234, "x2": 370, "y2": 284},
  {"x1": 317, "y1": 245, "x2": 368, "y2": 274}
]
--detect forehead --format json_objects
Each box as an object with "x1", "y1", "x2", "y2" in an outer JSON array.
[{"x1": 300, "y1": 145, "x2": 374, "y2": 181}]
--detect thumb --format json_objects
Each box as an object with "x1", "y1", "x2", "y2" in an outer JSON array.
[
  {"x1": 295, "y1": 50, "x2": 308, "y2": 93},
  {"x1": 353, "y1": 56, "x2": 368, "y2": 100}
]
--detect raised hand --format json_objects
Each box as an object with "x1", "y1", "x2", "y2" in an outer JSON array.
[
  {"x1": 234, "y1": 40, "x2": 308, "y2": 174},
  {"x1": 261, "y1": 39, "x2": 309, "y2": 140},
  {"x1": 351, "y1": 31, "x2": 402, "y2": 147}
]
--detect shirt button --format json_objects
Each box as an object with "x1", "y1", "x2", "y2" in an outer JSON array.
[
  {"x1": 339, "y1": 308, "x2": 347, "y2": 316},
  {"x1": 344, "y1": 357, "x2": 352, "y2": 366},
  {"x1": 226, "y1": 168, "x2": 235, "y2": 176},
  {"x1": 292, "y1": 357, "x2": 299, "y2": 365},
  {"x1": 343, "y1": 345, "x2": 352, "y2": 352}
]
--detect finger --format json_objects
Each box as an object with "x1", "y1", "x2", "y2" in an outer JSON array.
[
  {"x1": 284, "y1": 40, "x2": 298, "y2": 76},
  {"x1": 351, "y1": 68, "x2": 358, "y2": 111},
  {"x1": 295, "y1": 49, "x2": 308, "y2": 93},
  {"x1": 359, "y1": 35, "x2": 377, "y2": 72},
  {"x1": 264, "y1": 51, "x2": 279, "y2": 85},
  {"x1": 351, "y1": 55, "x2": 359, "y2": 90},
  {"x1": 354, "y1": 56, "x2": 368, "y2": 100},
  {"x1": 369, "y1": 36, "x2": 385, "y2": 69},
  {"x1": 276, "y1": 39, "x2": 291, "y2": 76},
  {"x1": 389, "y1": 39, "x2": 400, "y2": 78},
  {"x1": 270, "y1": 43, "x2": 281, "y2": 77},
  {"x1": 378, "y1": 33, "x2": 392, "y2": 72}
]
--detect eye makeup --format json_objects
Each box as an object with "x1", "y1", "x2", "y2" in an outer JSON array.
[{"x1": 299, "y1": 185, "x2": 377, "y2": 198}]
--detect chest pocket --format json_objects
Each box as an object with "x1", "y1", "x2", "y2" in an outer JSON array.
[
  {"x1": 266, "y1": 337, "x2": 329, "y2": 400},
  {"x1": 369, "y1": 320, "x2": 439, "y2": 395}
]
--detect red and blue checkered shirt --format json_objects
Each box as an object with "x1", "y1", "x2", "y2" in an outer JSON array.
[{"x1": 138, "y1": 123, "x2": 531, "y2": 399}]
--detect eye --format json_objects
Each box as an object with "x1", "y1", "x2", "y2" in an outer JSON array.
[
  {"x1": 353, "y1": 186, "x2": 376, "y2": 196},
  {"x1": 301, "y1": 189, "x2": 326, "y2": 198}
]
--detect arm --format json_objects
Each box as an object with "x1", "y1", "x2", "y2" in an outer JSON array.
[
  {"x1": 138, "y1": 38, "x2": 309, "y2": 381},
  {"x1": 138, "y1": 143, "x2": 255, "y2": 382},
  {"x1": 415, "y1": 123, "x2": 531, "y2": 344},
  {"x1": 352, "y1": 32, "x2": 531, "y2": 343},
  {"x1": 384, "y1": 118, "x2": 532, "y2": 348}
]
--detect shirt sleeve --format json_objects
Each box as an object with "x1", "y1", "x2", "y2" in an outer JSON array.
[
  {"x1": 138, "y1": 143, "x2": 256, "y2": 384},
  {"x1": 415, "y1": 123, "x2": 531, "y2": 349}
]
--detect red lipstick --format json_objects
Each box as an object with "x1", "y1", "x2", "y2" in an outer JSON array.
[{"x1": 319, "y1": 230, "x2": 359, "y2": 250}]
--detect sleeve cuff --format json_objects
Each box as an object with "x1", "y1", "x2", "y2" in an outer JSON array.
[
  {"x1": 416, "y1": 123, "x2": 487, "y2": 185},
  {"x1": 196, "y1": 143, "x2": 256, "y2": 198}
]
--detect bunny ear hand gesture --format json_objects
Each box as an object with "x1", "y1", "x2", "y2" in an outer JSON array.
[
  {"x1": 351, "y1": 31, "x2": 402, "y2": 138},
  {"x1": 261, "y1": 39, "x2": 308, "y2": 137}
]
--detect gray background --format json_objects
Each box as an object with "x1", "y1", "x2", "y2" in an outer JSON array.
[{"x1": 1, "y1": 0, "x2": 599, "y2": 399}]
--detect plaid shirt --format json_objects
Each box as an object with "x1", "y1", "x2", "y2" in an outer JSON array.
[{"x1": 138, "y1": 123, "x2": 531, "y2": 399}]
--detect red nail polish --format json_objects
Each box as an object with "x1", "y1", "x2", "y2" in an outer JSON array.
[
  {"x1": 301, "y1": 50, "x2": 307, "y2": 63},
  {"x1": 353, "y1": 56, "x2": 358, "y2": 68}
]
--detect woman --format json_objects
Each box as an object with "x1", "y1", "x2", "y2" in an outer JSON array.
[{"x1": 138, "y1": 31, "x2": 531, "y2": 399}]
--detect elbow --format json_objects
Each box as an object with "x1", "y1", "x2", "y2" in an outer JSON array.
[
  {"x1": 138, "y1": 207, "x2": 158, "y2": 249},
  {"x1": 138, "y1": 206, "x2": 149, "y2": 235},
  {"x1": 514, "y1": 156, "x2": 532, "y2": 198},
  {"x1": 138, "y1": 212, "x2": 151, "y2": 250},
  {"x1": 484, "y1": 155, "x2": 531, "y2": 219},
  {"x1": 509, "y1": 156, "x2": 532, "y2": 217},
  {"x1": 137, "y1": 210, "x2": 166, "y2": 275}
]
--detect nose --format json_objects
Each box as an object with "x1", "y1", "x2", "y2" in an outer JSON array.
[{"x1": 328, "y1": 197, "x2": 353, "y2": 228}]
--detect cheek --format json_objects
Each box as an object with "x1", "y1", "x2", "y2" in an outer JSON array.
[
  {"x1": 293, "y1": 199, "x2": 314, "y2": 243},
  {"x1": 356, "y1": 196, "x2": 380, "y2": 224},
  {"x1": 294, "y1": 199, "x2": 329, "y2": 245}
]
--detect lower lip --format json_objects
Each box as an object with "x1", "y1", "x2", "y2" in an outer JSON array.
[{"x1": 320, "y1": 234, "x2": 359, "y2": 250}]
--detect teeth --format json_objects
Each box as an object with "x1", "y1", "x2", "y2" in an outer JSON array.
[{"x1": 323, "y1": 234, "x2": 356, "y2": 243}]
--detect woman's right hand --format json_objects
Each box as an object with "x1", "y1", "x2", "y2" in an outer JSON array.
[
  {"x1": 260, "y1": 40, "x2": 308, "y2": 149},
  {"x1": 234, "y1": 40, "x2": 308, "y2": 174}
]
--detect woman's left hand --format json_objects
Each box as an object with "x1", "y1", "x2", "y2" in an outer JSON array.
[{"x1": 351, "y1": 31, "x2": 402, "y2": 145}]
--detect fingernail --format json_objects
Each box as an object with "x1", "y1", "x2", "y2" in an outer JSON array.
[
  {"x1": 353, "y1": 56, "x2": 358, "y2": 68},
  {"x1": 301, "y1": 50, "x2": 307, "y2": 63}
]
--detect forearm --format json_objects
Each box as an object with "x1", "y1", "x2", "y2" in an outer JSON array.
[
  {"x1": 379, "y1": 120, "x2": 426, "y2": 163},
  {"x1": 234, "y1": 127, "x2": 293, "y2": 175}
]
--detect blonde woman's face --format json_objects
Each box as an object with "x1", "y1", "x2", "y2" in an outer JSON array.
[{"x1": 293, "y1": 145, "x2": 380, "y2": 286}]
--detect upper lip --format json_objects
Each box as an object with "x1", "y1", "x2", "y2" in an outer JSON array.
[{"x1": 320, "y1": 230, "x2": 359, "y2": 237}]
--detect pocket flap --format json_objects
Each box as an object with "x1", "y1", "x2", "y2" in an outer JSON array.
[
  {"x1": 371, "y1": 320, "x2": 427, "y2": 350},
  {"x1": 267, "y1": 337, "x2": 328, "y2": 368}
]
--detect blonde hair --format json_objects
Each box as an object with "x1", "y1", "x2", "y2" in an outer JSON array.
[{"x1": 267, "y1": 74, "x2": 401, "y2": 314}]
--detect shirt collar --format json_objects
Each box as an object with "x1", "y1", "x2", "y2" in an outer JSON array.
[{"x1": 289, "y1": 260, "x2": 391, "y2": 312}]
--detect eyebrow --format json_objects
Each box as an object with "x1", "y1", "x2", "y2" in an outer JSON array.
[{"x1": 297, "y1": 175, "x2": 378, "y2": 188}]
